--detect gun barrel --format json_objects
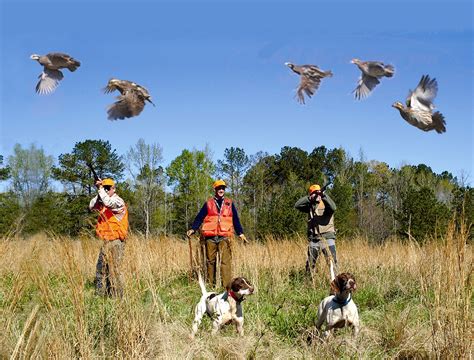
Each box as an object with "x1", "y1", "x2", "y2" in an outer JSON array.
[
  {"x1": 321, "y1": 182, "x2": 331, "y2": 192},
  {"x1": 87, "y1": 163, "x2": 99, "y2": 181}
]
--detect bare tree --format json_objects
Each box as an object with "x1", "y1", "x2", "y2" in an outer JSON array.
[
  {"x1": 127, "y1": 139, "x2": 164, "y2": 238},
  {"x1": 8, "y1": 144, "x2": 53, "y2": 207}
]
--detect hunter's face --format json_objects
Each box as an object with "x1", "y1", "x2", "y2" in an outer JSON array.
[
  {"x1": 104, "y1": 185, "x2": 115, "y2": 196},
  {"x1": 215, "y1": 186, "x2": 225, "y2": 197}
]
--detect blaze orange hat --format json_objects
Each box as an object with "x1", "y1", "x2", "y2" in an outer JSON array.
[
  {"x1": 308, "y1": 184, "x2": 321, "y2": 195},
  {"x1": 102, "y1": 178, "x2": 115, "y2": 186},
  {"x1": 213, "y1": 179, "x2": 227, "y2": 189}
]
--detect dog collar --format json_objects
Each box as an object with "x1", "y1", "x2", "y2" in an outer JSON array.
[
  {"x1": 228, "y1": 290, "x2": 243, "y2": 303},
  {"x1": 333, "y1": 293, "x2": 351, "y2": 306}
]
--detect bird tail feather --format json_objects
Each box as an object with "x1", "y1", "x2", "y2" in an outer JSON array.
[
  {"x1": 432, "y1": 111, "x2": 446, "y2": 134},
  {"x1": 68, "y1": 60, "x2": 81, "y2": 72}
]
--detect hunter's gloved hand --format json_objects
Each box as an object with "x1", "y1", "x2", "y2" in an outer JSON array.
[
  {"x1": 186, "y1": 229, "x2": 195, "y2": 237},
  {"x1": 239, "y1": 234, "x2": 249, "y2": 244}
]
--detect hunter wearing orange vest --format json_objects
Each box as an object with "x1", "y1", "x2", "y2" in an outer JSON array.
[
  {"x1": 89, "y1": 178, "x2": 128, "y2": 297},
  {"x1": 187, "y1": 179, "x2": 247, "y2": 287}
]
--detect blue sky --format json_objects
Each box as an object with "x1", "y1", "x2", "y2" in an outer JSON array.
[{"x1": 1, "y1": 0, "x2": 473, "y2": 185}]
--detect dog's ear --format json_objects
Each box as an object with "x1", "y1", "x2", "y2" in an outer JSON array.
[
  {"x1": 330, "y1": 277, "x2": 340, "y2": 294},
  {"x1": 228, "y1": 277, "x2": 241, "y2": 292},
  {"x1": 349, "y1": 273, "x2": 357, "y2": 291}
]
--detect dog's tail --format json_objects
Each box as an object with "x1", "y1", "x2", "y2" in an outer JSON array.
[
  {"x1": 330, "y1": 260, "x2": 335, "y2": 282},
  {"x1": 197, "y1": 270, "x2": 207, "y2": 295}
]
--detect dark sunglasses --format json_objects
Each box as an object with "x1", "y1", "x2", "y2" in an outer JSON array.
[{"x1": 103, "y1": 186, "x2": 112, "y2": 191}]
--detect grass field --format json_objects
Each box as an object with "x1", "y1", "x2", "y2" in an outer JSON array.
[{"x1": 0, "y1": 222, "x2": 472, "y2": 359}]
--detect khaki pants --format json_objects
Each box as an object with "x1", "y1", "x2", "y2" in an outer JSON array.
[
  {"x1": 306, "y1": 240, "x2": 338, "y2": 274},
  {"x1": 205, "y1": 238, "x2": 232, "y2": 288},
  {"x1": 96, "y1": 239, "x2": 125, "y2": 297}
]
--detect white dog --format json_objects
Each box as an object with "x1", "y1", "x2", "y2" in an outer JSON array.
[
  {"x1": 315, "y1": 272, "x2": 360, "y2": 338},
  {"x1": 190, "y1": 274, "x2": 254, "y2": 338}
]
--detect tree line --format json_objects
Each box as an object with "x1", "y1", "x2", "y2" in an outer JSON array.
[{"x1": 0, "y1": 140, "x2": 472, "y2": 242}]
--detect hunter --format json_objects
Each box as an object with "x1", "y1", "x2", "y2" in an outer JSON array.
[
  {"x1": 187, "y1": 179, "x2": 247, "y2": 288},
  {"x1": 295, "y1": 184, "x2": 338, "y2": 274},
  {"x1": 89, "y1": 178, "x2": 128, "y2": 297}
]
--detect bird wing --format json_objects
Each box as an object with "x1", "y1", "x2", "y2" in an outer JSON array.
[
  {"x1": 296, "y1": 75, "x2": 321, "y2": 104},
  {"x1": 107, "y1": 95, "x2": 133, "y2": 120},
  {"x1": 136, "y1": 84, "x2": 150, "y2": 96},
  {"x1": 353, "y1": 73, "x2": 380, "y2": 100},
  {"x1": 35, "y1": 68, "x2": 64, "y2": 94},
  {"x1": 408, "y1": 75, "x2": 438, "y2": 111},
  {"x1": 365, "y1": 62, "x2": 386, "y2": 76},
  {"x1": 128, "y1": 92, "x2": 146, "y2": 116},
  {"x1": 107, "y1": 92, "x2": 145, "y2": 120},
  {"x1": 105, "y1": 80, "x2": 136, "y2": 95},
  {"x1": 135, "y1": 84, "x2": 155, "y2": 106},
  {"x1": 45, "y1": 53, "x2": 72, "y2": 67},
  {"x1": 428, "y1": 111, "x2": 446, "y2": 133},
  {"x1": 301, "y1": 65, "x2": 325, "y2": 78}
]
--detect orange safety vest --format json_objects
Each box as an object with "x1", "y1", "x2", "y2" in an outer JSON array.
[
  {"x1": 96, "y1": 205, "x2": 129, "y2": 241},
  {"x1": 201, "y1": 198, "x2": 234, "y2": 237}
]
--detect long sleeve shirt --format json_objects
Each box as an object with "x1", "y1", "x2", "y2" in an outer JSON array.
[
  {"x1": 190, "y1": 197, "x2": 244, "y2": 236},
  {"x1": 295, "y1": 193, "x2": 337, "y2": 240},
  {"x1": 89, "y1": 188, "x2": 126, "y2": 215}
]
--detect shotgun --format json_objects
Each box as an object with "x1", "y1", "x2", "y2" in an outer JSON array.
[
  {"x1": 86, "y1": 162, "x2": 103, "y2": 206},
  {"x1": 321, "y1": 181, "x2": 331, "y2": 193},
  {"x1": 86, "y1": 162, "x2": 100, "y2": 182}
]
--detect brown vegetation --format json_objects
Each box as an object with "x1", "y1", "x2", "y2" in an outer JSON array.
[{"x1": 0, "y1": 225, "x2": 471, "y2": 359}]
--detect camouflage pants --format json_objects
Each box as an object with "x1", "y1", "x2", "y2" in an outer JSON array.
[
  {"x1": 205, "y1": 238, "x2": 232, "y2": 288},
  {"x1": 96, "y1": 239, "x2": 125, "y2": 297}
]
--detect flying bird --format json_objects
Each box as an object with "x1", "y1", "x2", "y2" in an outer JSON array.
[
  {"x1": 30, "y1": 52, "x2": 81, "y2": 94},
  {"x1": 104, "y1": 78, "x2": 155, "y2": 120},
  {"x1": 285, "y1": 62, "x2": 333, "y2": 104},
  {"x1": 392, "y1": 75, "x2": 446, "y2": 133},
  {"x1": 351, "y1": 58, "x2": 395, "y2": 100}
]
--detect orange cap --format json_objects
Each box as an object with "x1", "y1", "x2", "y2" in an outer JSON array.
[
  {"x1": 102, "y1": 178, "x2": 115, "y2": 186},
  {"x1": 308, "y1": 184, "x2": 321, "y2": 194},
  {"x1": 213, "y1": 179, "x2": 227, "y2": 189}
]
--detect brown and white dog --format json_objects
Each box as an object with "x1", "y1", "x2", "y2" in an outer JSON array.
[
  {"x1": 315, "y1": 272, "x2": 360, "y2": 338},
  {"x1": 190, "y1": 274, "x2": 254, "y2": 338}
]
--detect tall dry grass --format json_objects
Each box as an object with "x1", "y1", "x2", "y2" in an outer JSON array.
[{"x1": 0, "y1": 225, "x2": 471, "y2": 359}]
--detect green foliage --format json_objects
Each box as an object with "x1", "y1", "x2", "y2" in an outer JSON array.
[
  {"x1": 398, "y1": 187, "x2": 450, "y2": 240},
  {"x1": 217, "y1": 147, "x2": 249, "y2": 207},
  {"x1": 116, "y1": 181, "x2": 145, "y2": 234},
  {"x1": 0, "y1": 155, "x2": 10, "y2": 180},
  {"x1": 1, "y1": 140, "x2": 469, "y2": 241},
  {"x1": 166, "y1": 147, "x2": 215, "y2": 234},
  {"x1": 0, "y1": 192, "x2": 21, "y2": 235},
  {"x1": 274, "y1": 146, "x2": 311, "y2": 184},
  {"x1": 452, "y1": 186, "x2": 474, "y2": 238},
  {"x1": 256, "y1": 173, "x2": 306, "y2": 238},
  {"x1": 22, "y1": 192, "x2": 94, "y2": 236},
  {"x1": 53, "y1": 139, "x2": 124, "y2": 195},
  {"x1": 330, "y1": 177, "x2": 357, "y2": 237}
]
